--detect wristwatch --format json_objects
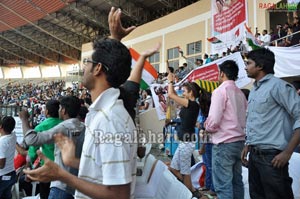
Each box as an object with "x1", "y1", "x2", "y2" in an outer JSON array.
[{"x1": 168, "y1": 81, "x2": 174, "y2": 84}]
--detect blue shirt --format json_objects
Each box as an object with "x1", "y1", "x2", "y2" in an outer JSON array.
[
  {"x1": 197, "y1": 110, "x2": 206, "y2": 129},
  {"x1": 246, "y1": 74, "x2": 300, "y2": 150}
]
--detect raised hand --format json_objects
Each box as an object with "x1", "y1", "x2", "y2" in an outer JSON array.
[
  {"x1": 127, "y1": 43, "x2": 161, "y2": 83},
  {"x1": 140, "y1": 43, "x2": 161, "y2": 58},
  {"x1": 108, "y1": 7, "x2": 136, "y2": 41},
  {"x1": 19, "y1": 109, "x2": 30, "y2": 120},
  {"x1": 167, "y1": 70, "x2": 175, "y2": 83}
]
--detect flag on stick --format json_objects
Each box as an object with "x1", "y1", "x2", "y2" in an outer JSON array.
[{"x1": 244, "y1": 24, "x2": 262, "y2": 50}]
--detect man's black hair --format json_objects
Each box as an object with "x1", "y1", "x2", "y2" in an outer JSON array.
[
  {"x1": 78, "y1": 106, "x2": 89, "y2": 121},
  {"x1": 46, "y1": 100, "x2": 60, "y2": 118},
  {"x1": 168, "y1": 67, "x2": 174, "y2": 73},
  {"x1": 219, "y1": 60, "x2": 239, "y2": 81},
  {"x1": 92, "y1": 38, "x2": 132, "y2": 88},
  {"x1": 247, "y1": 48, "x2": 275, "y2": 74},
  {"x1": 0, "y1": 116, "x2": 16, "y2": 133},
  {"x1": 60, "y1": 96, "x2": 81, "y2": 118}
]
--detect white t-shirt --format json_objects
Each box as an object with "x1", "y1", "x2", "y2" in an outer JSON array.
[
  {"x1": 75, "y1": 88, "x2": 137, "y2": 199},
  {"x1": 259, "y1": 34, "x2": 271, "y2": 45},
  {"x1": 144, "y1": 95, "x2": 153, "y2": 109},
  {"x1": 0, "y1": 133, "x2": 16, "y2": 176}
]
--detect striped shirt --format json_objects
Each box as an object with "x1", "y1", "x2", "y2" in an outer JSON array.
[{"x1": 75, "y1": 88, "x2": 137, "y2": 199}]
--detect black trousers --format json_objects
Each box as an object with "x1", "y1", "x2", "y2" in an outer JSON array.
[{"x1": 248, "y1": 147, "x2": 294, "y2": 199}]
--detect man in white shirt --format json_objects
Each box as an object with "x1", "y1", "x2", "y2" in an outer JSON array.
[
  {"x1": 259, "y1": 30, "x2": 271, "y2": 46},
  {"x1": 0, "y1": 116, "x2": 16, "y2": 199},
  {"x1": 23, "y1": 7, "x2": 145, "y2": 199}
]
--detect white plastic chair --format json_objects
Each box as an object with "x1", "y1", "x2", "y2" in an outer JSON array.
[
  {"x1": 135, "y1": 160, "x2": 168, "y2": 198},
  {"x1": 135, "y1": 166, "x2": 193, "y2": 199},
  {"x1": 137, "y1": 143, "x2": 152, "y2": 169},
  {"x1": 31, "y1": 181, "x2": 39, "y2": 196},
  {"x1": 23, "y1": 194, "x2": 40, "y2": 199},
  {"x1": 12, "y1": 165, "x2": 26, "y2": 199},
  {"x1": 12, "y1": 166, "x2": 39, "y2": 199},
  {"x1": 158, "y1": 170, "x2": 192, "y2": 199},
  {"x1": 136, "y1": 154, "x2": 157, "y2": 184}
]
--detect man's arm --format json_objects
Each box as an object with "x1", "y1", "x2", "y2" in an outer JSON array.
[
  {"x1": 23, "y1": 127, "x2": 59, "y2": 146},
  {"x1": 19, "y1": 108, "x2": 63, "y2": 146},
  {"x1": 204, "y1": 90, "x2": 226, "y2": 133},
  {"x1": 128, "y1": 43, "x2": 160, "y2": 83},
  {"x1": 16, "y1": 143, "x2": 28, "y2": 156},
  {"x1": 107, "y1": 6, "x2": 160, "y2": 84},
  {"x1": 24, "y1": 151, "x2": 131, "y2": 199},
  {"x1": 28, "y1": 145, "x2": 39, "y2": 163},
  {"x1": 62, "y1": 170, "x2": 130, "y2": 199},
  {"x1": 271, "y1": 84, "x2": 300, "y2": 167},
  {"x1": 19, "y1": 109, "x2": 31, "y2": 134},
  {"x1": 0, "y1": 139, "x2": 8, "y2": 168},
  {"x1": 272, "y1": 129, "x2": 300, "y2": 168},
  {"x1": 167, "y1": 71, "x2": 189, "y2": 108}
]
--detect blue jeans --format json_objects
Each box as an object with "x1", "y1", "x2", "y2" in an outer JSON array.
[
  {"x1": 203, "y1": 143, "x2": 214, "y2": 191},
  {"x1": 48, "y1": 187, "x2": 74, "y2": 199},
  {"x1": 248, "y1": 147, "x2": 293, "y2": 199},
  {"x1": 212, "y1": 141, "x2": 244, "y2": 199},
  {"x1": 0, "y1": 171, "x2": 16, "y2": 199}
]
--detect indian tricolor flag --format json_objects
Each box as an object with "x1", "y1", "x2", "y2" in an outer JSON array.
[
  {"x1": 245, "y1": 23, "x2": 262, "y2": 50},
  {"x1": 207, "y1": 36, "x2": 222, "y2": 44},
  {"x1": 129, "y1": 48, "x2": 158, "y2": 90}
]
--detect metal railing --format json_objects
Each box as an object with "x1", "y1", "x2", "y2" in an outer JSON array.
[
  {"x1": 0, "y1": 105, "x2": 22, "y2": 117},
  {"x1": 273, "y1": 30, "x2": 300, "y2": 47}
]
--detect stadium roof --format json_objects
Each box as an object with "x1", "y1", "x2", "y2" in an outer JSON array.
[{"x1": 0, "y1": 0, "x2": 199, "y2": 67}]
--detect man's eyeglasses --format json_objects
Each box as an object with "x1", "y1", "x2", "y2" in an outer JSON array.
[{"x1": 82, "y1": 58, "x2": 110, "y2": 72}]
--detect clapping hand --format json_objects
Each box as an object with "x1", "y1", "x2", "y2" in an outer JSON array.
[
  {"x1": 24, "y1": 150, "x2": 62, "y2": 182},
  {"x1": 54, "y1": 133, "x2": 77, "y2": 168}
]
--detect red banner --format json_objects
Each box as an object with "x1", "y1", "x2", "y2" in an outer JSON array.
[
  {"x1": 211, "y1": 0, "x2": 247, "y2": 54},
  {"x1": 177, "y1": 52, "x2": 251, "y2": 89},
  {"x1": 213, "y1": 0, "x2": 246, "y2": 33},
  {"x1": 187, "y1": 63, "x2": 219, "y2": 82}
]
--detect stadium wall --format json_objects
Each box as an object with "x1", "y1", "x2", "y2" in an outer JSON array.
[{"x1": 1, "y1": 0, "x2": 281, "y2": 78}]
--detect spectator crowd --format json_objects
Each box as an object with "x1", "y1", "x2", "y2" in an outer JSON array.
[{"x1": 0, "y1": 7, "x2": 299, "y2": 199}]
